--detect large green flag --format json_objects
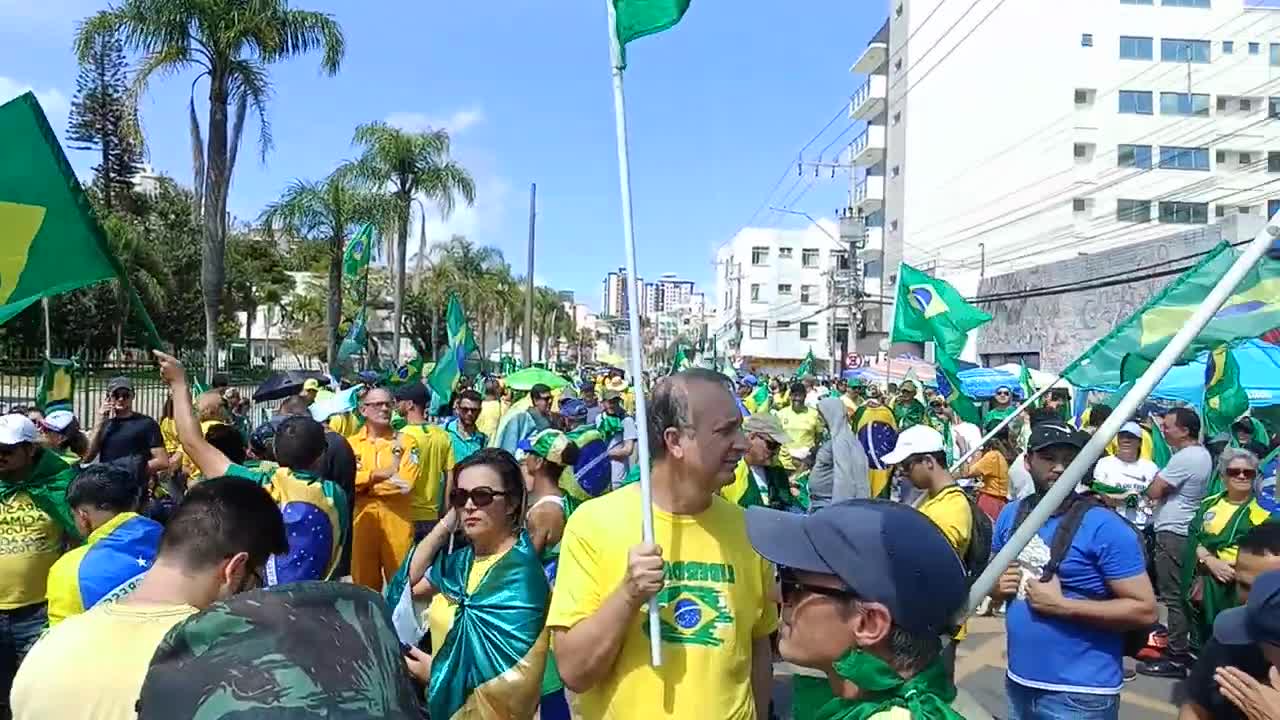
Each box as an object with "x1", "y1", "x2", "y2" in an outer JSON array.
[
  {"x1": 669, "y1": 345, "x2": 689, "y2": 374},
  {"x1": 1204, "y1": 344, "x2": 1249, "y2": 438},
  {"x1": 613, "y1": 0, "x2": 692, "y2": 67},
  {"x1": 342, "y1": 223, "x2": 373, "y2": 289},
  {"x1": 1018, "y1": 362, "x2": 1036, "y2": 402},
  {"x1": 35, "y1": 358, "x2": 75, "y2": 411},
  {"x1": 426, "y1": 295, "x2": 478, "y2": 414},
  {"x1": 336, "y1": 310, "x2": 367, "y2": 365},
  {"x1": 1064, "y1": 243, "x2": 1280, "y2": 388},
  {"x1": 935, "y1": 355, "x2": 981, "y2": 425},
  {"x1": 0, "y1": 93, "x2": 159, "y2": 345},
  {"x1": 795, "y1": 348, "x2": 816, "y2": 378},
  {"x1": 891, "y1": 263, "x2": 991, "y2": 358}
]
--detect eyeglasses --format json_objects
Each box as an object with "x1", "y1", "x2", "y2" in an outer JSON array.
[
  {"x1": 995, "y1": 390, "x2": 1010, "y2": 396},
  {"x1": 362, "y1": 401, "x2": 393, "y2": 409},
  {"x1": 448, "y1": 487, "x2": 509, "y2": 509},
  {"x1": 1227, "y1": 467, "x2": 1259, "y2": 480},
  {"x1": 779, "y1": 573, "x2": 858, "y2": 604}
]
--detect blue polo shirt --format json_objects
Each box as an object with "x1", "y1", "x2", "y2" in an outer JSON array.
[
  {"x1": 993, "y1": 498, "x2": 1147, "y2": 695},
  {"x1": 443, "y1": 418, "x2": 486, "y2": 463}
]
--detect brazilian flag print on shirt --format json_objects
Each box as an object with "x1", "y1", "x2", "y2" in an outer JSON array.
[{"x1": 45, "y1": 511, "x2": 162, "y2": 626}]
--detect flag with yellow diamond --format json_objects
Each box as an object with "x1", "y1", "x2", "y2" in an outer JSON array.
[
  {"x1": 36, "y1": 358, "x2": 75, "y2": 411},
  {"x1": 890, "y1": 263, "x2": 991, "y2": 358},
  {"x1": 0, "y1": 92, "x2": 158, "y2": 344}
]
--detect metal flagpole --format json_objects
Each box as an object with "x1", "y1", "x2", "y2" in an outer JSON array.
[
  {"x1": 963, "y1": 221, "x2": 1280, "y2": 617},
  {"x1": 948, "y1": 380, "x2": 1059, "y2": 472},
  {"x1": 606, "y1": 0, "x2": 662, "y2": 667}
]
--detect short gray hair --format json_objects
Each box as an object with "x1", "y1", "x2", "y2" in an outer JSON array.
[
  {"x1": 1219, "y1": 446, "x2": 1260, "y2": 478},
  {"x1": 646, "y1": 369, "x2": 733, "y2": 461},
  {"x1": 839, "y1": 599, "x2": 942, "y2": 675}
]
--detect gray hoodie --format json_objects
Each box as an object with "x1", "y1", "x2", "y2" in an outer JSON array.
[{"x1": 810, "y1": 397, "x2": 871, "y2": 510}]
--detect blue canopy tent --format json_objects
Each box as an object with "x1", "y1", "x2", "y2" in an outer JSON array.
[
  {"x1": 1084, "y1": 339, "x2": 1280, "y2": 409},
  {"x1": 957, "y1": 367, "x2": 1024, "y2": 400}
]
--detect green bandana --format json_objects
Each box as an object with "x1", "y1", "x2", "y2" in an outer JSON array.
[
  {"x1": 0, "y1": 448, "x2": 80, "y2": 542},
  {"x1": 816, "y1": 649, "x2": 963, "y2": 720}
]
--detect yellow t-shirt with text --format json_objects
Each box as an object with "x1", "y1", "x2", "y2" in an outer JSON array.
[
  {"x1": 400, "y1": 424, "x2": 457, "y2": 522},
  {"x1": 0, "y1": 492, "x2": 65, "y2": 609},
  {"x1": 11, "y1": 602, "x2": 198, "y2": 720},
  {"x1": 547, "y1": 484, "x2": 779, "y2": 720}
]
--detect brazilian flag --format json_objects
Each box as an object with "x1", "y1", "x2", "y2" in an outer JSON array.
[
  {"x1": 0, "y1": 93, "x2": 158, "y2": 344},
  {"x1": 891, "y1": 263, "x2": 991, "y2": 358},
  {"x1": 36, "y1": 358, "x2": 75, "y2": 411},
  {"x1": 1204, "y1": 344, "x2": 1249, "y2": 438},
  {"x1": 934, "y1": 355, "x2": 981, "y2": 425},
  {"x1": 426, "y1": 295, "x2": 478, "y2": 414}
]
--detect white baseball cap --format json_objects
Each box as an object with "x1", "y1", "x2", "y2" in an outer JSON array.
[
  {"x1": 0, "y1": 414, "x2": 37, "y2": 445},
  {"x1": 42, "y1": 410, "x2": 76, "y2": 433},
  {"x1": 882, "y1": 425, "x2": 946, "y2": 465},
  {"x1": 1118, "y1": 421, "x2": 1143, "y2": 438}
]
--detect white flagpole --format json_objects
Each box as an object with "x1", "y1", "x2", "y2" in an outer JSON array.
[
  {"x1": 963, "y1": 221, "x2": 1280, "y2": 617},
  {"x1": 606, "y1": 0, "x2": 662, "y2": 667},
  {"x1": 947, "y1": 380, "x2": 1059, "y2": 472}
]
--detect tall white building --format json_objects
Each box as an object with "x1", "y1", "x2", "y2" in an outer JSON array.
[
  {"x1": 644, "y1": 273, "x2": 696, "y2": 318},
  {"x1": 600, "y1": 268, "x2": 645, "y2": 320},
  {"x1": 713, "y1": 222, "x2": 848, "y2": 374},
  {"x1": 849, "y1": 0, "x2": 1280, "y2": 308}
]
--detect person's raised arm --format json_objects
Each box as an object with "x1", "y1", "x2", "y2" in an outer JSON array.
[
  {"x1": 409, "y1": 510, "x2": 457, "y2": 599},
  {"x1": 153, "y1": 351, "x2": 231, "y2": 479}
]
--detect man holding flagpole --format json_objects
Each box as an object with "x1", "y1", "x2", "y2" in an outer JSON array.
[{"x1": 547, "y1": 369, "x2": 777, "y2": 720}]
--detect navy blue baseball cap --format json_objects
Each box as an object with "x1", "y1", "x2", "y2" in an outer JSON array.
[
  {"x1": 559, "y1": 398, "x2": 588, "y2": 420},
  {"x1": 746, "y1": 499, "x2": 967, "y2": 635},
  {"x1": 1215, "y1": 570, "x2": 1280, "y2": 646}
]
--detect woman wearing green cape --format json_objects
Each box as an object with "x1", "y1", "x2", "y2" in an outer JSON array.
[
  {"x1": 1181, "y1": 447, "x2": 1273, "y2": 652},
  {"x1": 402, "y1": 448, "x2": 551, "y2": 719}
]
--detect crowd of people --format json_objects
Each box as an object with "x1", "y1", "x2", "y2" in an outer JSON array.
[{"x1": 2, "y1": 356, "x2": 1280, "y2": 719}]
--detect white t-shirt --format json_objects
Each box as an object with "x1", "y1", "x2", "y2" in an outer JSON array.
[
  {"x1": 953, "y1": 422, "x2": 982, "y2": 458},
  {"x1": 1092, "y1": 455, "x2": 1159, "y2": 529},
  {"x1": 1008, "y1": 451, "x2": 1035, "y2": 501}
]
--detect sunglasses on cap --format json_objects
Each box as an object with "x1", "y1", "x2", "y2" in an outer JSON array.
[
  {"x1": 449, "y1": 487, "x2": 509, "y2": 509},
  {"x1": 1227, "y1": 467, "x2": 1259, "y2": 480}
]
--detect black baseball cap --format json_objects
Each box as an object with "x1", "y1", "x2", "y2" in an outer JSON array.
[
  {"x1": 746, "y1": 500, "x2": 967, "y2": 635},
  {"x1": 1028, "y1": 421, "x2": 1089, "y2": 453},
  {"x1": 1215, "y1": 570, "x2": 1280, "y2": 646},
  {"x1": 392, "y1": 382, "x2": 429, "y2": 408}
]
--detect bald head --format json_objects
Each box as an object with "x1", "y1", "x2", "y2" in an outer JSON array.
[
  {"x1": 195, "y1": 391, "x2": 227, "y2": 423},
  {"x1": 646, "y1": 369, "x2": 735, "y2": 462}
]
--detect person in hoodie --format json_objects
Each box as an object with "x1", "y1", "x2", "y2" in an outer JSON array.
[{"x1": 809, "y1": 397, "x2": 871, "y2": 511}]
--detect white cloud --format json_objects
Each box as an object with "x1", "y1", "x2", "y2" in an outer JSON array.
[
  {"x1": 0, "y1": 76, "x2": 70, "y2": 120},
  {"x1": 385, "y1": 107, "x2": 485, "y2": 136}
]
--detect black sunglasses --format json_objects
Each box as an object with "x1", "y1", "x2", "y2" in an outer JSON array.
[
  {"x1": 779, "y1": 572, "x2": 858, "y2": 604},
  {"x1": 449, "y1": 487, "x2": 508, "y2": 509},
  {"x1": 1227, "y1": 467, "x2": 1259, "y2": 479},
  {"x1": 111, "y1": 390, "x2": 133, "y2": 399}
]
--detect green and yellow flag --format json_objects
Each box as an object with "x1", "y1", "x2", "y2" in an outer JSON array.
[
  {"x1": 35, "y1": 358, "x2": 75, "y2": 411},
  {"x1": 0, "y1": 93, "x2": 158, "y2": 344},
  {"x1": 1204, "y1": 344, "x2": 1249, "y2": 438},
  {"x1": 613, "y1": 0, "x2": 692, "y2": 67},
  {"x1": 935, "y1": 355, "x2": 981, "y2": 425},
  {"x1": 426, "y1": 295, "x2": 478, "y2": 414},
  {"x1": 891, "y1": 263, "x2": 991, "y2": 358}
]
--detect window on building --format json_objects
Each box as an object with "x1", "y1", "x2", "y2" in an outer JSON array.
[
  {"x1": 1117, "y1": 143, "x2": 1153, "y2": 168},
  {"x1": 889, "y1": 219, "x2": 899, "y2": 231},
  {"x1": 800, "y1": 285, "x2": 815, "y2": 304},
  {"x1": 778, "y1": 283, "x2": 793, "y2": 295},
  {"x1": 1158, "y1": 200, "x2": 1209, "y2": 224},
  {"x1": 1120, "y1": 35, "x2": 1155, "y2": 59},
  {"x1": 895, "y1": 2, "x2": 903, "y2": 17},
  {"x1": 1269, "y1": 152, "x2": 1280, "y2": 172},
  {"x1": 1120, "y1": 0, "x2": 1153, "y2": 4},
  {"x1": 800, "y1": 322, "x2": 817, "y2": 340},
  {"x1": 1270, "y1": 97, "x2": 1280, "y2": 118},
  {"x1": 1270, "y1": 199, "x2": 1280, "y2": 218},
  {"x1": 1272, "y1": 43, "x2": 1280, "y2": 66},
  {"x1": 1219, "y1": 96, "x2": 1230, "y2": 111},
  {"x1": 1216, "y1": 204, "x2": 1227, "y2": 218},
  {"x1": 750, "y1": 283, "x2": 761, "y2": 302},
  {"x1": 1243, "y1": 98, "x2": 1254, "y2": 112},
  {"x1": 1224, "y1": 40, "x2": 1235, "y2": 54},
  {"x1": 1161, "y1": 38, "x2": 1210, "y2": 63},
  {"x1": 1074, "y1": 143, "x2": 1088, "y2": 158},
  {"x1": 1116, "y1": 198, "x2": 1152, "y2": 222},
  {"x1": 864, "y1": 259, "x2": 884, "y2": 279},
  {"x1": 1072, "y1": 198, "x2": 1087, "y2": 212},
  {"x1": 749, "y1": 320, "x2": 767, "y2": 339},
  {"x1": 1119, "y1": 90, "x2": 1154, "y2": 114},
  {"x1": 1251, "y1": 42, "x2": 1262, "y2": 55},
  {"x1": 801, "y1": 248, "x2": 820, "y2": 267},
  {"x1": 1241, "y1": 152, "x2": 1254, "y2": 166},
  {"x1": 776, "y1": 320, "x2": 792, "y2": 330},
  {"x1": 1217, "y1": 149, "x2": 1228, "y2": 164},
  {"x1": 894, "y1": 57, "x2": 903, "y2": 72},
  {"x1": 751, "y1": 246, "x2": 768, "y2": 265},
  {"x1": 1074, "y1": 89, "x2": 1089, "y2": 104},
  {"x1": 891, "y1": 165, "x2": 900, "y2": 178},
  {"x1": 1163, "y1": 0, "x2": 1209, "y2": 6},
  {"x1": 1159, "y1": 91, "x2": 1210, "y2": 116},
  {"x1": 1082, "y1": 33, "x2": 1094, "y2": 47},
  {"x1": 1158, "y1": 146, "x2": 1210, "y2": 170},
  {"x1": 777, "y1": 247, "x2": 793, "y2": 259}
]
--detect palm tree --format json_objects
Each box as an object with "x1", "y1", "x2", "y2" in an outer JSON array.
[
  {"x1": 76, "y1": 0, "x2": 345, "y2": 380},
  {"x1": 350, "y1": 123, "x2": 476, "y2": 360},
  {"x1": 103, "y1": 214, "x2": 171, "y2": 354},
  {"x1": 259, "y1": 169, "x2": 392, "y2": 368}
]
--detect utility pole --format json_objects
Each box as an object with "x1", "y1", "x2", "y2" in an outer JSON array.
[
  {"x1": 979, "y1": 242, "x2": 986, "y2": 281},
  {"x1": 733, "y1": 262, "x2": 743, "y2": 354},
  {"x1": 522, "y1": 183, "x2": 536, "y2": 364}
]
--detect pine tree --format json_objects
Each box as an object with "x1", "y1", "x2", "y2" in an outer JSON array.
[{"x1": 67, "y1": 30, "x2": 141, "y2": 212}]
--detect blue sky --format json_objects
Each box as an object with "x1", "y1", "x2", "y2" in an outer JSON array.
[{"x1": 0, "y1": 0, "x2": 880, "y2": 311}]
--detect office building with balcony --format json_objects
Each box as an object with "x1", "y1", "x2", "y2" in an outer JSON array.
[
  {"x1": 848, "y1": 0, "x2": 1280, "y2": 361},
  {"x1": 600, "y1": 268, "x2": 645, "y2": 324}
]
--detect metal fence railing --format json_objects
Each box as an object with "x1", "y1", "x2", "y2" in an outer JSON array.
[{"x1": 0, "y1": 349, "x2": 311, "y2": 431}]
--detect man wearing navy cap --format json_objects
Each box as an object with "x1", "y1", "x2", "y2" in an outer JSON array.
[
  {"x1": 747, "y1": 499, "x2": 992, "y2": 719},
  {"x1": 991, "y1": 421, "x2": 1156, "y2": 719}
]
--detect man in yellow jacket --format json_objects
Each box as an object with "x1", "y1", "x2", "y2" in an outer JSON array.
[{"x1": 349, "y1": 388, "x2": 420, "y2": 591}]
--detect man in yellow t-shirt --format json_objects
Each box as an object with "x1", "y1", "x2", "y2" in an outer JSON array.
[
  {"x1": 776, "y1": 382, "x2": 823, "y2": 470},
  {"x1": 393, "y1": 383, "x2": 456, "y2": 542},
  {"x1": 884, "y1": 425, "x2": 973, "y2": 558},
  {"x1": 349, "y1": 388, "x2": 421, "y2": 591},
  {"x1": 12, "y1": 476, "x2": 288, "y2": 720},
  {"x1": 744, "y1": 500, "x2": 991, "y2": 720},
  {"x1": 476, "y1": 377, "x2": 503, "y2": 439},
  {"x1": 548, "y1": 369, "x2": 778, "y2": 720}
]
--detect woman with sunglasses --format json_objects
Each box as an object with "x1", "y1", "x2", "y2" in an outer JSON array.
[
  {"x1": 1181, "y1": 447, "x2": 1272, "y2": 651},
  {"x1": 401, "y1": 448, "x2": 550, "y2": 720}
]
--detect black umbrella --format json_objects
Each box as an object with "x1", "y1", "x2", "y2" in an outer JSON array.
[{"x1": 252, "y1": 370, "x2": 329, "y2": 403}]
